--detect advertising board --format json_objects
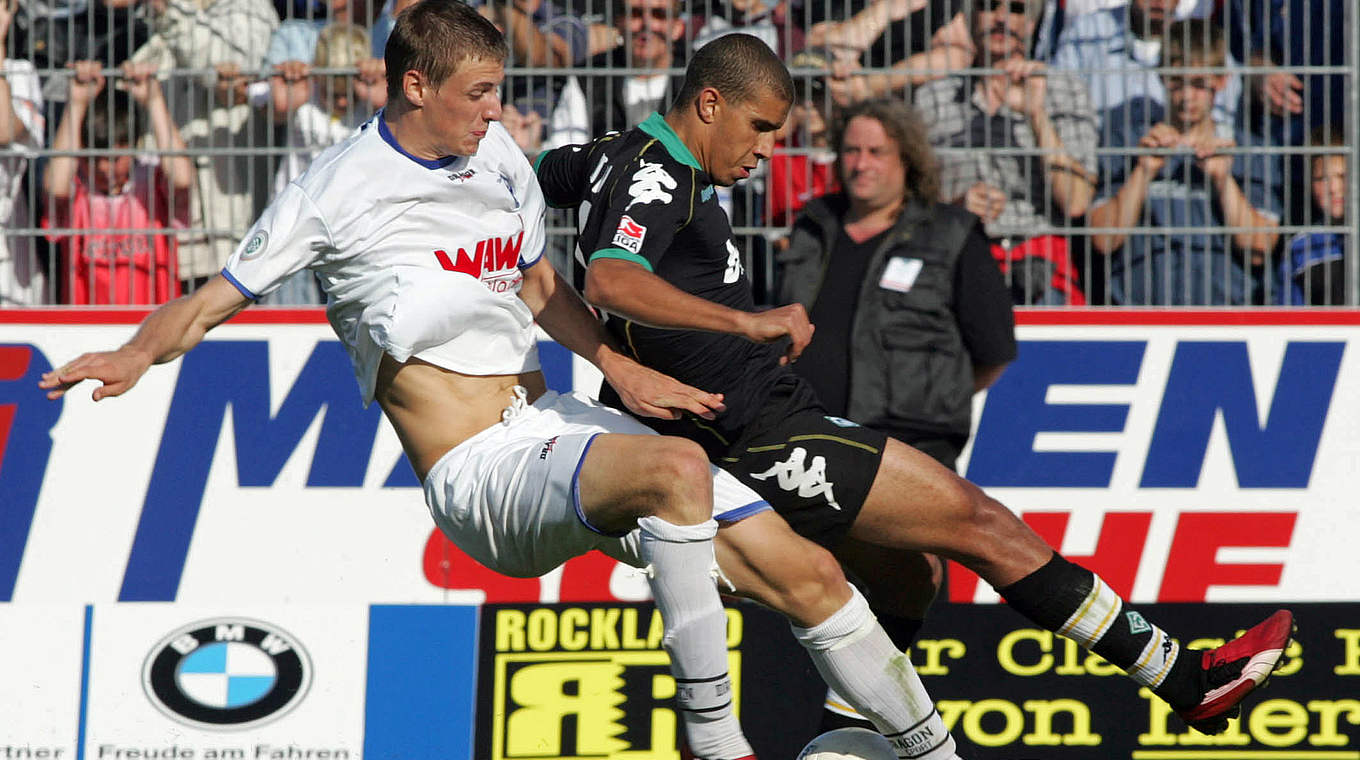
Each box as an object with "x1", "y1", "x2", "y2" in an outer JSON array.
[{"x1": 2, "y1": 309, "x2": 1357, "y2": 758}]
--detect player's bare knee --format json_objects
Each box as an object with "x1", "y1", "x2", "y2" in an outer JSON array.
[
  {"x1": 777, "y1": 545, "x2": 851, "y2": 622},
  {"x1": 638, "y1": 437, "x2": 712, "y2": 525}
]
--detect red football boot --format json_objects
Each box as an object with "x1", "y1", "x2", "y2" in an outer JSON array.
[{"x1": 1177, "y1": 609, "x2": 1295, "y2": 734}]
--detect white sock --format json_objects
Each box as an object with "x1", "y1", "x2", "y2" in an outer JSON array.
[
  {"x1": 638, "y1": 515, "x2": 752, "y2": 760},
  {"x1": 825, "y1": 685, "x2": 865, "y2": 719},
  {"x1": 792, "y1": 587, "x2": 960, "y2": 760}
]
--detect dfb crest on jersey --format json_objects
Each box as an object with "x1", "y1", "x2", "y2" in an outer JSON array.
[
  {"x1": 626, "y1": 161, "x2": 676, "y2": 209},
  {"x1": 142, "y1": 617, "x2": 312, "y2": 729},
  {"x1": 241, "y1": 230, "x2": 269, "y2": 261}
]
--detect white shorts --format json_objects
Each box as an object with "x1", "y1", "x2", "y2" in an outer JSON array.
[{"x1": 422, "y1": 389, "x2": 771, "y2": 578}]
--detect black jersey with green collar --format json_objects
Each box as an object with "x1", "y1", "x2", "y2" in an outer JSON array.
[{"x1": 535, "y1": 112, "x2": 788, "y2": 448}]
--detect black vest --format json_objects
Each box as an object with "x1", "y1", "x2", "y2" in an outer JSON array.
[{"x1": 778, "y1": 196, "x2": 976, "y2": 439}]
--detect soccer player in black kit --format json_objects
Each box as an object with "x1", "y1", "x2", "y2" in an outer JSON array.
[{"x1": 536, "y1": 31, "x2": 1293, "y2": 739}]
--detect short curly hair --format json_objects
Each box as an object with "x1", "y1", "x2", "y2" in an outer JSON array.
[{"x1": 671, "y1": 33, "x2": 795, "y2": 111}]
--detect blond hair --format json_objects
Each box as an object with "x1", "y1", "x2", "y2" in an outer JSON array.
[{"x1": 314, "y1": 23, "x2": 372, "y2": 68}]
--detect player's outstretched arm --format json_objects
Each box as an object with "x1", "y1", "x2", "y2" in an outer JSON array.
[
  {"x1": 584, "y1": 258, "x2": 815, "y2": 365},
  {"x1": 518, "y1": 258, "x2": 726, "y2": 420},
  {"x1": 39, "y1": 276, "x2": 252, "y2": 401}
]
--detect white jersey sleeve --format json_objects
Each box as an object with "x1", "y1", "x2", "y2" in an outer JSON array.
[
  {"x1": 486, "y1": 122, "x2": 546, "y2": 271},
  {"x1": 221, "y1": 179, "x2": 332, "y2": 299}
]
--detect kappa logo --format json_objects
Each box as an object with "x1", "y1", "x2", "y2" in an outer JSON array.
[
  {"x1": 626, "y1": 161, "x2": 676, "y2": 209},
  {"x1": 723, "y1": 240, "x2": 744, "y2": 284},
  {"x1": 612, "y1": 215, "x2": 647, "y2": 254},
  {"x1": 750, "y1": 447, "x2": 840, "y2": 510},
  {"x1": 142, "y1": 618, "x2": 311, "y2": 730}
]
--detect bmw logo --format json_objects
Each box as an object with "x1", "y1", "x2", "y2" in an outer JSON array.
[{"x1": 142, "y1": 618, "x2": 312, "y2": 729}]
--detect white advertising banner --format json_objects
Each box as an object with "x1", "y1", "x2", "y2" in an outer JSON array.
[
  {"x1": 2, "y1": 310, "x2": 1358, "y2": 605},
  {"x1": 2, "y1": 308, "x2": 1358, "y2": 760}
]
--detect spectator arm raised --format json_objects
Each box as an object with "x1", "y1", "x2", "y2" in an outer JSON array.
[
  {"x1": 1030, "y1": 110, "x2": 1095, "y2": 218},
  {"x1": 1212, "y1": 172, "x2": 1280, "y2": 257},
  {"x1": 1087, "y1": 162, "x2": 1158, "y2": 255},
  {"x1": 0, "y1": 75, "x2": 27, "y2": 146},
  {"x1": 43, "y1": 99, "x2": 87, "y2": 202}
]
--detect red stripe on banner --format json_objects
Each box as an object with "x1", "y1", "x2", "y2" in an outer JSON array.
[
  {"x1": 0, "y1": 405, "x2": 13, "y2": 474},
  {"x1": 0, "y1": 345, "x2": 30, "y2": 380},
  {"x1": 1015, "y1": 308, "x2": 1360, "y2": 326},
  {"x1": 0, "y1": 347, "x2": 28, "y2": 473},
  {"x1": 0, "y1": 308, "x2": 330, "y2": 324}
]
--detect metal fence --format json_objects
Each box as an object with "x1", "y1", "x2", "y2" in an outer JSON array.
[{"x1": 0, "y1": 0, "x2": 1353, "y2": 307}]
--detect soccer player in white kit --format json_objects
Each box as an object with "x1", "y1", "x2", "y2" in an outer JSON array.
[
  {"x1": 42, "y1": 3, "x2": 760, "y2": 758},
  {"x1": 43, "y1": 4, "x2": 982, "y2": 759}
]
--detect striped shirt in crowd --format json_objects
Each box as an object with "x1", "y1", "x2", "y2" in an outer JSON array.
[{"x1": 913, "y1": 69, "x2": 1099, "y2": 243}]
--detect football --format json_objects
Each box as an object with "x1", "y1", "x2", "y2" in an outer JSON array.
[{"x1": 796, "y1": 727, "x2": 899, "y2": 760}]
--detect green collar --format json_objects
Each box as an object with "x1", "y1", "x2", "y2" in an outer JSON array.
[{"x1": 638, "y1": 112, "x2": 702, "y2": 171}]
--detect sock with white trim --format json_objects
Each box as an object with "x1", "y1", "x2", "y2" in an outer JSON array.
[
  {"x1": 998, "y1": 552, "x2": 1201, "y2": 709},
  {"x1": 821, "y1": 612, "x2": 927, "y2": 730},
  {"x1": 792, "y1": 587, "x2": 959, "y2": 760},
  {"x1": 637, "y1": 515, "x2": 752, "y2": 760}
]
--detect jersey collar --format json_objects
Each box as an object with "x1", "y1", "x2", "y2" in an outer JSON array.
[
  {"x1": 639, "y1": 112, "x2": 702, "y2": 172},
  {"x1": 377, "y1": 109, "x2": 460, "y2": 170}
]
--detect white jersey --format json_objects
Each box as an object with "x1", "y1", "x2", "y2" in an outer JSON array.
[
  {"x1": 222, "y1": 114, "x2": 546, "y2": 403},
  {"x1": 0, "y1": 59, "x2": 46, "y2": 305}
]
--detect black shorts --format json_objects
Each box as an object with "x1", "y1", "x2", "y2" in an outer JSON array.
[{"x1": 719, "y1": 376, "x2": 887, "y2": 548}]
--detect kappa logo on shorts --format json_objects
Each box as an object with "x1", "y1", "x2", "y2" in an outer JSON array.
[
  {"x1": 539, "y1": 436, "x2": 559, "y2": 460},
  {"x1": 142, "y1": 618, "x2": 312, "y2": 730},
  {"x1": 612, "y1": 216, "x2": 647, "y2": 254},
  {"x1": 626, "y1": 161, "x2": 676, "y2": 209},
  {"x1": 750, "y1": 447, "x2": 841, "y2": 510}
]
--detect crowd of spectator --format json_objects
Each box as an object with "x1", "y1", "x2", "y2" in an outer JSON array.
[{"x1": 0, "y1": 0, "x2": 1351, "y2": 306}]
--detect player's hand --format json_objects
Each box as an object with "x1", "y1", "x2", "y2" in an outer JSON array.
[
  {"x1": 739, "y1": 304, "x2": 815, "y2": 365},
  {"x1": 602, "y1": 355, "x2": 728, "y2": 421},
  {"x1": 39, "y1": 348, "x2": 153, "y2": 401}
]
